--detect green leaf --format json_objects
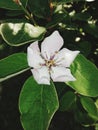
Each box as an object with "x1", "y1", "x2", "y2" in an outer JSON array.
[
  {"x1": 19, "y1": 77, "x2": 59, "y2": 130},
  {"x1": 0, "y1": 53, "x2": 29, "y2": 82},
  {"x1": 0, "y1": 22, "x2": 46, "y2": 46},
  {"x1": 83, "y1": 23, "x2": 98, "y2": 38},
  {"x1": 76, "y1": 41, "x2": 91, "y2": 56},
  {"x1": 55, "y1": 82, "x2": 67, "y2": 97},
  {"x1": 46, "y1": 13, "x2": 67, "y2": 29},
  {"x1": 59, "y1": 91, "x2": 76, "y2": 111},
  {"x1": 73, "y1": 12, "x2": 91, "y2": 21},
  {"x1": 0, "y1": 0, "x2": 27, "y2": 10},
  {"x1": 27, "y1": 0, "x2": 50, "y2": 18},
  {"x1": 75, "y1": 109, "x2": 95, "y2": 125},
  {"x1": 67, "y1": 54, "x2": 98, "y2": 97},
  {"x1": 80, "y1": 96, "x2": 98, "y2": 120}
]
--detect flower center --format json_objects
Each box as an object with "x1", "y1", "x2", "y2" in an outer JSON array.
[{"x1": 45, "y1": 60, "x2": 55, "y2": 68}]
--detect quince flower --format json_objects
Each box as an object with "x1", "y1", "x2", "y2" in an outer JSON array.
[{"x1": 27, "y1": 31, "x2": 80, "y2": 85}]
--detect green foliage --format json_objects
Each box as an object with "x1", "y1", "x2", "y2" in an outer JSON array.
[
  {"x1": 0, "y1": 0, "x2": 98, "y2": 130},
  {"x1": 67, "y1": 54, "x2": 98, "y2": 97},
  {"x1": 0, "y1": 0, "x2": 27, "y2": 10},
  {"x1": 74, "y1": 109, "x2": 95, "y2": 126},
  {"x1": 46, "y1": 13, "x2": 67, "y2": 28},
  {"x1": 19, "y1": 77, "x2": 59, "y2": 130},
  {"x1": 0, "y1": 53, "x2": 29, "y2": 82},
  {"x1": 95, "y1": 124, "x2": 98, "y2": 130},
  {"x1": 76, "y1": 41, "x2": 91, "y2": 56},
  {"x1": 27, "y1": 0, "x2": 50, "y2": 18},
  {"x1": 59, "y1": 91, "x2": 76, "y2": 111},
  {"x1": 83, "y1": 24, "x2": 98, "y2": 39},
  {"x1": 73, "y1": 12, "x2": 91, "y2": 21},
  {"x1": 0, "y1": 22, "x2": 46, "y2": 46},
  {"x1": 80, "y1": 96, "x2": 98, "y2": 120}
]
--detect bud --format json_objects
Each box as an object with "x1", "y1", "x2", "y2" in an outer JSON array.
[{"x1": 13, "y1": 0, "x2": 21, "y2": 5}]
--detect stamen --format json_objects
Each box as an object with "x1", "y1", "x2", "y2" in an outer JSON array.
[
  {"x1": 44, "y1": 51, "x2": 49, "y2": 59},
  {"x1": 45, "y1": 60, "x2": 55, "y2": 68}
]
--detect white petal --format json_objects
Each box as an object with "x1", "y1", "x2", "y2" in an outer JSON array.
[
  {"x1": 54, "y1": 48, "x2": 80, "y2": 67},
  {"x1": 31, "y1": 66, "x2": 50, "y2": 85},
  {"x1": 27, "y1": 42, "x2": 45, "y2": 68},
  {"x1": 41, "y1": 30, "x2": 64, "y2": 60},
  {"x1": 50, "y1": 66, "x2": 76, "y2": 82}
]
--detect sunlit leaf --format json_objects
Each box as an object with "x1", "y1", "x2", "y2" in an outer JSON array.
[
  {"x1": 67, "y1": 54, "x2": 98, "y2": 97},
  {"x1": 0, "y1": 22, "x2": 46, "y2": 46}
]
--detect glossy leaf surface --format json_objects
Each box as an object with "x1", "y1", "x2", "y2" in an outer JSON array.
[{"x1": 19, "y1": 77, "x2": 59, "y2": 130}]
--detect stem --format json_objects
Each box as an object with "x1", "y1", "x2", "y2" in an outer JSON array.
[
  {"x1": 18, "y1": 1, "x2": 37, "y2": 25},
  {"x1": 46, "y1": 0, "x2": 53, "y2": 22},
  {"x1": 49, "y1": 0, "x2": 53, "y2": 16}
]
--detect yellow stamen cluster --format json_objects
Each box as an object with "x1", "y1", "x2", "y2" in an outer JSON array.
[{"x1": 45, "y1": 60, "x2": 55, "y2": 68}]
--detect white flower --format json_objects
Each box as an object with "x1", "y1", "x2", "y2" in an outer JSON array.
[{"x1": 27, "y1": 31, "x2": 80, "y2": 85}]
